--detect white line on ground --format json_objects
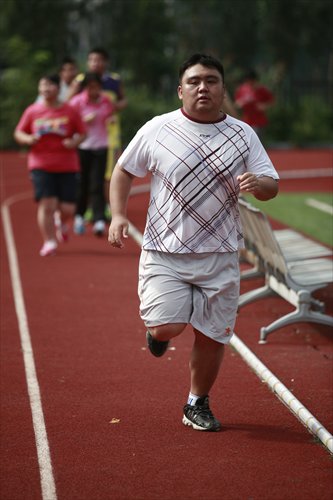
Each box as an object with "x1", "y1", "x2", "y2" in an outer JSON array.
[
  {"x1": 230, "y1": 335, "x2": 333, "y2": 454},
  {"x1": 1, "y1": 195, "x2": 57, "y2": 500},
  {"x1": 128, "y1": 183, "x2": 333, "y2": 456},
  {"x1": 305, "y1": 198, "x2": 333, "y2": 216},
  {"x1": 279, "y1": 168, "x2": 333, "y2": 179}
]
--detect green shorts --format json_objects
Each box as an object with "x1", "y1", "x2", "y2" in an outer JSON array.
[{"x1": 138, "y1": 250, "x2": 240, "y2": 344}]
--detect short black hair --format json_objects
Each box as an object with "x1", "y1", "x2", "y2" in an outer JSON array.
[
  {"x1": 41, "y1": 73, "x2": 60, "y2": 86},
  {"x1": 89, "y1": 47, "x2": 109, "y2": 60},
  {"x1": 61, "y1": 56, "x2": 76, "y2": 66},
  {"x1": 81, "y1": 72, "x2": 103, "y2": 87},
  {"x1": 179, "y1": 53, "x2": 224, "y2": 82}
]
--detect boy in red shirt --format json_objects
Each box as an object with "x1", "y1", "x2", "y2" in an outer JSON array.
[{"x1": 14, "y1": 74, "x2": 86, "y2": 256}]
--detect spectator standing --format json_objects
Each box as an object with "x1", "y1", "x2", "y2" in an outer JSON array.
[
  {"x1": 14, "y1": 74, "x2": 86, "y2": 256},
  {"x1": 234, "y1": 69, "x2": 274, "y2": 138},
  {"x1": 108, "y1": 54, "x2": 279, "y2": 431},
  {"x1": 69, "y1": 72, "x2": 114, "y2": 236}
]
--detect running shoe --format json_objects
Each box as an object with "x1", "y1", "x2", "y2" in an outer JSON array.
[
  {"x1": 182, "y1": 396, "x2": 221, "y2": 431},
  {"x1": 39, "y1": 240, "x2": 57, "y2": 257},
  {"x1": 146, "y1": 331, "x2": 169, "y2": 357},
  {"x1": 93, "y1": 220, "x2": 106, "y2": 237},
  {"x1": 74, "y1": 215, "x2": 86, "y2": 235}
]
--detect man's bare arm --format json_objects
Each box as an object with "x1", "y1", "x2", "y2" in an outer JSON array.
[
  {"x1": 108, "y1": 164, "x2": 135, "y2": 248},
  {"x1": 237, "y1": 173, "x2": 278, "y2": 201}
]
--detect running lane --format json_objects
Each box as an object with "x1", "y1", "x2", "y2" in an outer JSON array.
[{"x1": 1, "y1": 151, "x2": 332, "y2": 500}]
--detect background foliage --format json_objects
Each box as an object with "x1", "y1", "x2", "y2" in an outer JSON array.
[{"x1": 1, "y1": 0, "x2": 332, "y2": 148}]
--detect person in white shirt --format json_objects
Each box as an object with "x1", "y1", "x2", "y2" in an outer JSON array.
[
  {"x1": 36, "y1": 57, "x2": 78, "y2": 104},
  {"x1": 58, "y1": 57, "x2": 78, "y2": 102},
  {"x1": 108, "y1": 53, "x2": 279, "y2": 432}
]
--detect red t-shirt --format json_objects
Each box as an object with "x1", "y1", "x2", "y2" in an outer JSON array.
[
  {"x1": 15, "y1": 102, "x2": 86, "y2": 172},
  {"x1": 234, "y1": 83, "x2": 274, "y2": 128}
]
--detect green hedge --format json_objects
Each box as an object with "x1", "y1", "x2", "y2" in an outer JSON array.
[{"x1": 265, "y1": 96, "x2": 333, "y2": 147}]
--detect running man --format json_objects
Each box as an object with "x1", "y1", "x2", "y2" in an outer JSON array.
[{"x1": 108, "y1": 53, "x2": 279, "y2": 431}]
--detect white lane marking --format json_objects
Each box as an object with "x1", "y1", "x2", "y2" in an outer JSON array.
[
  {"x1": 279, "y1": 168, "x2": 333, "y2": 179},
  {"x1": 128, "y1": 183, "x2": 333, "y2": 455},
  {"x1": 306, "y1": 198, "x2": 333, "y2": 216},
  {"x1": 231, "y1": 335, "x2": 333, "y2": 454},
  {"x1": 1, "y1": 195, "x2": 57, "y2": 500}
]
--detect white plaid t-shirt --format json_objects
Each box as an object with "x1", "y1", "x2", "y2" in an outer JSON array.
[{"x1": 119, "y1": 108, "x2": 279, "y2": 253}]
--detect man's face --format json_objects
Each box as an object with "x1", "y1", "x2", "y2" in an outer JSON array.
[
  {"x1": 87, "y1": 53, "x2": 107, "y2": 75},
  {"x1": 60, "y1": 63, "x2": 78, "y2": 85},
  {"x1": 38, "y1": 79, "x2": 59, "y2": 100},
  {"x1": 86, "y1": 81, "x2": 102, "y2": 101},
  {"x1": 178, "y1": 64, "x2": 225, "y2": 121}
]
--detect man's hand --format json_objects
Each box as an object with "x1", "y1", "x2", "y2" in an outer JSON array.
[
  {"x1": 14, "y1": 131, "x2": 39, "y2": 146},
  {"x1": 108, "y1": 215, "x2": 129, "y2": 249},
  {"x1": 237, "y1": 173, "x2": 278, "y2": 201},
  {"x1": 62, "y1": 133, "x2": 86, "y2": 149},
  {"x1": 237, "y1": 172, "x2": 260, "y2": 194}
]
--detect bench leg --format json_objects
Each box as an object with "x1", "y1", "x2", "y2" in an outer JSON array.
[
  {"x1": 260, "y1": 303, "x2": 333, "y2": 343},
  {"x1": 240, "y1": 267, "x2": 263, "y2": 280},
  {"x1": 238, "y1": 285, "x2": 274, "y2": 309}
]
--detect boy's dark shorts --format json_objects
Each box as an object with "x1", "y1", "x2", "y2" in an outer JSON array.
[{"x1": 30, "y1": 170, "x2": 78, "y2": 203}]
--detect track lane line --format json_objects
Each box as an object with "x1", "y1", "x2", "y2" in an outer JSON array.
[
  {"x1": 1, "y1": 194, "x2": 57, "y2": 500},
  {"x1": 231, "y1": 335, "x2": 333, "y2": 454},
  {"x1": 305, "y1": 198, "x2": 333, "y2": 215},
  {"x1": 128, "y1": 184, "x2": 333, "y2": 455}
]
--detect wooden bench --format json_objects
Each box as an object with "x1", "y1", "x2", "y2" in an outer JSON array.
[{"x1": 238, "y1": 199, "x2": 333, "y2": 342}]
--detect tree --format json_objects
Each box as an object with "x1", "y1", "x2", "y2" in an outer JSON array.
[{"x1": 1, "y1": 0, "x2": 332, "y2": 147}]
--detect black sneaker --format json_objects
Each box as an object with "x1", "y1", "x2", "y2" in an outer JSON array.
[
  {"x1": 146, "y1": 331, "x2": 169, "y2": 357},
  {"x1": 182, "y1": 396, "x2": 221, "y2": 431}
]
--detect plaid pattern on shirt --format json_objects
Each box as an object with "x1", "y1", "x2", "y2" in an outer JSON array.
[{"x1": 119, "y1": 109, "x2": 278, "y2": 253}]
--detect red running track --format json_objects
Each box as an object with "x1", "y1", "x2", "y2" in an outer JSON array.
[{"x1": 1, "y1": 150, "x2": 332, "y2": 500}]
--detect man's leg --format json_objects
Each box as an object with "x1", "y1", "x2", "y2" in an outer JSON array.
[
  {"x1": 147, "y1": 323, "x2": 186, "y2": 357},
  {"x1": 56, "y1": 201, "x2": 76, "y2": 242},
  {"x1": 37, "y1": 197, "x2": 58, "y2": 242},
  {"x1": 76, "y1": 150, "x2": 91, "y2": 217},
  {"x1": 90, "y1": 149, "x2": 107, "y2": 223},
  {"x1": 190, "y1": 329, "x2": 224, "y2": 396},
  {"x1": 149, "y1": 323, "x2": 187, "y2": 342},
  {"x1": 37, "y1": 197, "x2": 58, "y2": 256},
  {"x1": 59, "y1": 201, "x2": 76, "y2": 225},
  {"x1": 181, "y1": 329, "x2": 225, "y2": 431}
]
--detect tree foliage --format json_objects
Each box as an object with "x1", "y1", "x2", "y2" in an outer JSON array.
[{"x1": 1, "y1": 0, "x2": 332, "y2": 147}]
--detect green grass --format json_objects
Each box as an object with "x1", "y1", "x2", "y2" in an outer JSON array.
[{"x1": 245, "y1": 192, "x2": 333, "y2": 247}]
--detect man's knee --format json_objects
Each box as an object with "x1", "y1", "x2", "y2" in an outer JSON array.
[
  {"x1": 59, "y1": 202, "x2": 75, "y2": 217},
  {"x1": 193, "y1": 328, "x2": 225, "y2": 350},
  {"x1": 149, "y1": 323, "x2": 187, "y2": 340}
]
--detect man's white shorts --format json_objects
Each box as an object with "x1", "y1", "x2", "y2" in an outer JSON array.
[{"x1": 138, "y1": 250, "x2": 240, "y2": 344}]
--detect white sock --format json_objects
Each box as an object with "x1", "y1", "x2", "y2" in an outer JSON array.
[{"x1": 187, "y1": 392, "x2": 201, "y2": 406}]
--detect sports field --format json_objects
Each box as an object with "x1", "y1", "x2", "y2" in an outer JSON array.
[{"x1": 1, "y1": 149, "x2": 332, "y2": 500}]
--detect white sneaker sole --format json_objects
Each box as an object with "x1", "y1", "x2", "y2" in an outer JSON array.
[{"x1": 182, "y1": 415, "x2": 209, "y2": 431}]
